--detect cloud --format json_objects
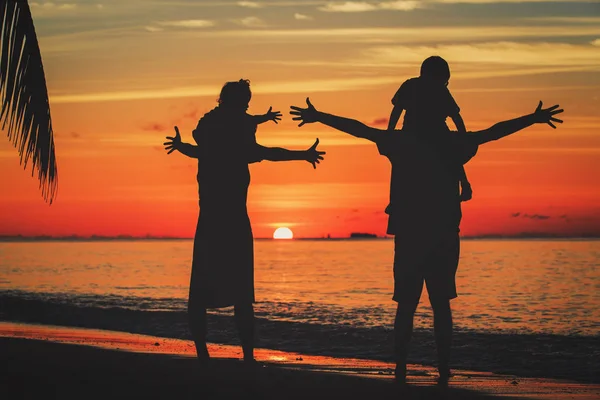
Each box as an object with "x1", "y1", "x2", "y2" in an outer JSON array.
[
  {"x1": 237, "y1": 1, "x2": 263, "y2": 7},
  {"x1": 592, "y1": 39, "x2": 600, "y2": 46},
  {"x1": 294, "y1": 13, "x2": 314, "y2": 20},
  {"x1": 180, "y1": 25, "x2": 600, "y2": 44},
  {"x1": 318, "y1": 1, "x2": 421, "y2": 12},
  {"x1": 510, "y1": 212, "x2": 551, "y2": 220},
  {"x1": 371, "y1": 117, "x2": 389, "y2": 126},
  {"x1": 526, "y1": 214, "x2": 551, "y2": 220},
  {"x1": 29, "y1": 1, "x2": 78, "y2": 16},
  {"x1": 435, "y1": 0, "x2": 585, "y2": 2},
  {"x1": 319, "y1": 1, "x2": 377, "y2": 12},
  {"x1": 28, "y1": 2, "x2": 110, "y2": 18},
  {"x1": 30, "y1": 2, "x2": 77, "y2": 9},
  {"x1": 158, "y1": 20, "x2": 216, "y2": 28},
  {"x1": 55, "y1": 130, "x2": 82, "y2": 139},
  {"x1": 142, "y1": 123, "x2": 168, "y2": 132},
  {"x1": 362, "y1": 42, "x2": 600, "y2": 68},
  {"x1": 48, "y1": 76, "x2": 400, "y2": 104},
  {"x1": 181, "y1": 108, "x2": 200, "y2": 120},
  {"x1": 145, "y1": 26, "x2": 164, "y2": 32},
  {"x1": 250, "y1": 41, "x2": 600, "y2": 79},
  {"x1": 233, "y1": 16, "x2": 268, "y2": 28},
  {"x1": 524, "y1": 17, "x2": 600, "y2": 24},
  {"x1": 379, "y1": 1, "x2": 422, "y2": 10}
]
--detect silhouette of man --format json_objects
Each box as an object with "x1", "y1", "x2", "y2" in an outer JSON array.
[
  {"x1": 290, "y1": 98, "x2": 563, "y2": 384},
  {"x1": 164, "y1": 79, "x2": 325, "y2": 364}
]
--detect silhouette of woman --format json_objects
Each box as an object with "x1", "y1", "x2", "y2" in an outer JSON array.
[{"x1": 164, "y1": 79, "x2": 325, "y2": 363}]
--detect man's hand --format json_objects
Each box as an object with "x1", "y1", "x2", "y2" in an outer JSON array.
[
  {"x1": 290, "y1": 98, "x2": 319, "y2": 127},
  {"x1": 533, "y1": 101, "x2": 564, "y2": 128},
  {"x1": 305, "y1": 138, "x2": 326, "y2": 169},
  {"x1": 265, "y1": 106, "x2": 282, "y2": 124},
  {"x1": 164, "y1": 126, "x2": 182, "y2": 154}
]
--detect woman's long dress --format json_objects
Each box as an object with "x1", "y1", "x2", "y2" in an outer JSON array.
[{"x1": 188, "y1": 107, "x2": 263, "y2": 309}]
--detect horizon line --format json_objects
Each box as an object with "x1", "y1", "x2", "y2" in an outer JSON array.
[{"x1": 1, "y1": 234, "x2": 600, "y2": 241}]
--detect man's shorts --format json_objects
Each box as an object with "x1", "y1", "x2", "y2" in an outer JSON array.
[{"x1": 392, "y1": 231, "x2": 460, "y2": 304}]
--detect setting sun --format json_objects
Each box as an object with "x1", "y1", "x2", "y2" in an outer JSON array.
[{"x1": 273, "y1": 227, "x2": 293, "y2": 240}]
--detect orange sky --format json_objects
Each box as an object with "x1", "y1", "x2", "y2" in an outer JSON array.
[{"x1": 1, "y1": 0, "x2": 600, "y2": 238}]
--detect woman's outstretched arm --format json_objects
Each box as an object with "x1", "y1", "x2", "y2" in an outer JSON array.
[
  {"x1": 164, "y1": 126, "x2": 200, "y2": 159},
  {"x1": 290, "y1": 98, "x2": 383, "y2": 142},
  {"x1": 473, "y1": 101, "x2": 564, "y2": 145},
  {"x1": 254, "y1": 138, "x2": 325, "y2": 169}
]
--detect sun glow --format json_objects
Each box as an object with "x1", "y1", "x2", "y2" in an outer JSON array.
[{"x1": 273, "y1": 227, "x2": 294, "y2": 239}]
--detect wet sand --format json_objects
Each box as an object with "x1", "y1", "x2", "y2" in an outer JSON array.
[{"x1": 1, "y1": 322, "x2": 599, "y2": 400}]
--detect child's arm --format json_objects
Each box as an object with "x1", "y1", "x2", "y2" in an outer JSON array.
[
  {"x1": 387, "y1": 105, "x2": 403, "y2": 131},
  {"x1": 251, "y1": 107, "x2": 282, "y2": 125},
  {"x1": 164, "y1": 126, "x2": 200, "y2": 159}
]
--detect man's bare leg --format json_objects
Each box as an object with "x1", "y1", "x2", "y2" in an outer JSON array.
[
  {"x1": 431, "y1": 298, "x2": 453, "y2": 385},
  {"x1": 394, "y1": 298, "x2": 419, "y2": 384}
]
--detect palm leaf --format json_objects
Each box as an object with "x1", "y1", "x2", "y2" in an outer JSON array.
[{"x1": 1, "y1": 0, "x2": 57, "y2": 204}]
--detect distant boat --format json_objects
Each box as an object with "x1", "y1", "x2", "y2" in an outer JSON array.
[{"x1": 349, "y1": 232, "x2": 378, "y2": 239}]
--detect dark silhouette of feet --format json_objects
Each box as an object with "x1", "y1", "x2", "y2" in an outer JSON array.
[
  {"x1": 394, "y1": 364, "x2": 407, "y2": 385},
  {"x1": 195, "y1": 341, "x2": 210, "y2": 361},
  {"x1": 437, "y1": 368, "x2": 452, "y2": 386}
]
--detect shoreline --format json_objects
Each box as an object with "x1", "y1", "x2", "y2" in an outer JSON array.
[
  {"x1": 2, "y1": 292, "x2": 598, "y2": 384},
  {"x1": 2, "y1": 322, "x2": 599, "y2": 400}
]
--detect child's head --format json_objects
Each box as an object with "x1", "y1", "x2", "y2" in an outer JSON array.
[
  {"x1": 218, "y1": 79, "x2": 252, "y2": 111},
  {"x1": 420, "y1": 56, "x2": 450, "y2": 86}
]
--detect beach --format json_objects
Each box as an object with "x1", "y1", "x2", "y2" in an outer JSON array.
[{"x1": 2, "y1": 322, "x2": 599, "y2": 400}]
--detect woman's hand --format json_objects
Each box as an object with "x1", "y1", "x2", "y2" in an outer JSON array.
[
  {"x1": 164, "y1": 126, "x2": 182, "y2": 154},
  {"x1": 305, "y1": 138, "x2": 326, "y2": 169}
]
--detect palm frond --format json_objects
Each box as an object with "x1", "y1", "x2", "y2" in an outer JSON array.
[{"x1": 1, "y1": 0, "x2": 57, "y2": 204}]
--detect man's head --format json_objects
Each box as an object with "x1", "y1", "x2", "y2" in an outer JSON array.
[
  {"x1": 218, "y1": 79, "x2": 252, "y2": 111},
  {"x1": 420, "y1": 56, "x2": 450, "y2": 86}
]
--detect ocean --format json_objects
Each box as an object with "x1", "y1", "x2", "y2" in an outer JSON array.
[{"x1": 1, "y1": 239, "x2": 599, "y2": 382}]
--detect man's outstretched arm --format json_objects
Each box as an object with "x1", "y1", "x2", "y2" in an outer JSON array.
[
  {"x1": 164, "y1": 126, "x2": 200, "y2": 159},
  {"x1": 254, "y1": 138, "x2": 325, "y2": 169},
  {"x1": 474, "y1": 101, "x2": 564, "y2": 145},
  {"x1": 290, "y1": 98, "x2": 383, "y2": 142}
]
